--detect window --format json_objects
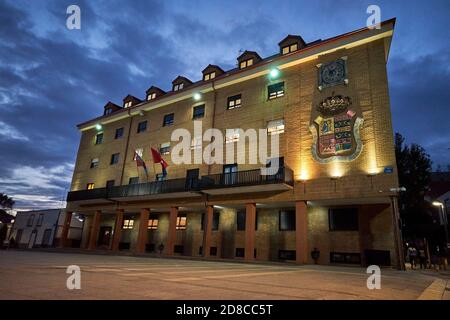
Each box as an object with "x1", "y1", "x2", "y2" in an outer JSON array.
[
  {"x1": 95, "y1": 133, "x2": 103, "y2": 145},
  {"x1": 147, "y1": 92, "x2": 156, "y2": 101},
  {"x1": 129, "y1": 177, "x2": 139, "y2": 184},
  {"x1": 148, "y1": 215, "x2": 158, "y2": 230},
  {"x1": 209, "y1": 247, "x2": 217, "y2": 256},
  {"x1": 267, "y1": 119, "x2": 285, "y2": 135},
  {"x1": 227, "y1": 94, "x2": 241, "y2": 110},
  {"x1": 235, "y1": 248, "x2": 245, "y2": 257},
  {"x1": 106, "y1": 180, "x2": 115, "y2": 188},
  {"x1": 192, "y1": 105, "x2": 205, "y2": 119},
  {"x1": 225, "y1": 129, "x2": 240, "y2": 143},
  {"x1": 156, "y1": 173, "x2": 166, "y2": 181},
  {"x1": 279, "y1": 210, "x2": 295, "y2": 231},
  {"x1": 115, "y1": 127, "x2": 124, "y2": 139},
  {"x1": 87, "y1": 183, "x2": 95, "y2": 190},
  {"x1": 239, "y1": 59, "x2": 253, "y2": 69},
  {"x1": 174, "y1": 245, "x2": 184, "y2": 254},
  {"x1": 204, "y1": 72, "x2": 216, "y2": 81},
  {"x1": 163, "y1": 113, "x2": 174, "y2": 126},
  {"x1": 176, "y1": 214, "x2": 187, "y2": 230},
  {"x1": 133, "y1": 148, "x2": 143, "y2": 160},
  {"x1": 137, "y1": 121, "x2": 147, "y2": 133},
  {"x1": 190, "y1": 136, "x2": 202, "y2": 150},
  {"x1": 330, "y1": 252, "x2": 361, "y2": 264},
  {"x1": 236, "y1": 210, "x2": 258, "y2": 231},
  {"x1": 279, "y1": 250, "x2": 296, "y2": 261},
  {"x1": 159, "y1": 142, "x2": 170, "y2": 155},
  {"x1": 124, "y1": 101, "x2": 132, "y2": 108},
  {"x1": 282, "y1": 43, "x2": 298, "y2": 55},
  {"x1": 90, "y1": 158, "x2": 99, "y2": 169},
  {"x1": 173, "y1": 83, "x2": 184, "y2": 91},
  {"x1": 200, "y1": 212, "x2": 220, "y2": 231},
  {"x1": 329, "y1": 208, "x2": 359, "y2": 231},
  {"x1": 27, "y1": 214, "x2": 35, "y2": 227},
  {"x1": 122, "y1": 219, "x2": 134, "y2": 229},
  {"x1": 104, "y1": 108, "x2": 113, "y2": 115},
  {"x1": 36, "y1": 214, "x2": 44, "y2": 226},
  {"x1": 110, "y1": 153, "x2": 120, "y2": 165},
  {"x1": 268, "y1": 82, "x2": 285, "y2": 100},
  {"x1": 223, "y1": 164, "x2": 238, "y2": 185}
]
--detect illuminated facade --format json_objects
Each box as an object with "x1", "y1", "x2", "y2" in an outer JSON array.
[{"x1": 64, "y1": 19, "x2": 402, "y2": 267}]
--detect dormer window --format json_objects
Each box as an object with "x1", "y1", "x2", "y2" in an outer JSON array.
[
  {"x1": 124, "y1": 101, "x2": 132, "y2": 108},
  {"x1": 145, "y1": 86, "x2": 166, "y2": 101},
  {"x1": 239, "y1": 59, "x2": 253, "y2": 69},
  {"x1": 282, "y1": 43, "x2": 298, "y2": 55},
  {"x1": 104, "y1": 108, "x2": 113, "y2": 115},
  {"x1": 204, "y1": 72, "x2": 216, "y2": 81},
  {"x1": 123, "y1": 95, "x2": 142, "y2": 109},
  {"x1": 147, "y1": 93, "x2": 156, "y2": 101},
  {"x1": 173, "y1": 83, "x2": 184, "y2": 91}
]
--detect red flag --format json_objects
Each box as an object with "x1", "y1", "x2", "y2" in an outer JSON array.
[{"x1": 150, "y1": 147, "x2": 162, "y2": 163}]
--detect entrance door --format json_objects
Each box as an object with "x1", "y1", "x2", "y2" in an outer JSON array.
[
  {"x1": 28, "y1": 230, "x2": 37, "y2": 249},
  {"x1": 186, "y1": 168, "x2": 199, "y2": 189},
  {"x1": 223, "y1": 164, "x2": 238, "y2": 185},
  {"x1": 98, "y1": 226, "x2": 112, "y2": 248}
]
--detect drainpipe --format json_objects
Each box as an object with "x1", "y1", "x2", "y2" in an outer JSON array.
[
  {"x1": 52, "y1": 209, "x2": 62, "y2": 247},
  {"x1": 119, "y1": 109, "x2": 133, "y2": 186},
  {"x1": 207, "y1": 81, "x2": 217, "y2": 175}
]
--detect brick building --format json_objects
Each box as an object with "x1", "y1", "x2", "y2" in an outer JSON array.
[{"x1": 64, "y1": 19, "x2": 402, "y2": 267}]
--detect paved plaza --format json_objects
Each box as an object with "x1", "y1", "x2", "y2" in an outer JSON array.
[{"x1": 0, "y1": 250, "x2": 448, "y2": 300}]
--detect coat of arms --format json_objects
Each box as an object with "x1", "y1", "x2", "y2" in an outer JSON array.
[{"x1": 310, "y1": 93, "x2": 363, "y2": 163}]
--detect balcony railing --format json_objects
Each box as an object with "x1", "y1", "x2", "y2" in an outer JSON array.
[
  {"x1": 199, "y1": 166, "x2": 294, "y2": 190},
  {"x1": 67, "y1": 167, "x2": 294, "y2": 202}
]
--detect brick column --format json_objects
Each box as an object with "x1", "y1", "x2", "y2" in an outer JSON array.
[
  {"x1": 295, "y1": 201, "x2": 308, "y2": 264},
  {"x1": 166, "y1": 207, "x2": 178, "y2": 255},
  {"x1": 135, "y1": 208, "x2": 150, "y2": 254},
  {"x1": 111, "y1": 209, "x2": 124, "y2": 251},
  {"x1": 244, "y1": 203, "x2": 256, "y2": 261},
  {"x1": 202, "y1": 205, "x2": 214, "y2": 257},
  {"x1": 88, "y1": 210, "x2": 101, "y2": 250},
  {"x1": 59, "y1": 211, "x2": 72, "y2": 248}
]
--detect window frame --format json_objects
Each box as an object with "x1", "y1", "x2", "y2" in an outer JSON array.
[
  {"x1": 36, "y1": 214, "x2": 44, "y2": 227},
  {"x1": 279, "y1": 210, "x2": 296, "y2": 231},
  {"x1": 176, "y1": 214, "x2": 187, "y2": 230},
  {"x1": 225, "y1": 129, "x2": 240, "y2": 143},
  {"x1": 122, "y1": 219, "x2": 134, "y2": 230},
  {"x1": 137, "y1": 120, "x2": 147, "y2": 133},
  {"x1": 268, "y1": 82, "x2": 285, "y2": 100},
  {"x1": 267, "y1": 119, "x2": 285, "y2": 135},
  {"x1": 239, "y1": 58, "x2": 253, "y2": 69},
  {"x1": 95, "y1": 132, "x2": 103, "y2": 145},
  {"x1": 159, "y1": 142, "x2": 170, "y2": 155},
  {"x1": 110, "y1": 153, "x2": 120, "y2": 165},
  {"x1": 86, "y1": 183, "x2": 95, "y2": 190},
  {"x1": 227, "y1": 94, "x2": 242, "y2": 110},
  {"x1": 148, "y1": 215, "x2": 159, "y2": 230},
  {"x1": 163, "y1": 113, "x2": 174, "y2": 126},
  {"x1": 115, "y1": 127, "x2": 124, "y2": 139},
  {"x1": 27, "y1": 214, "x2": 35, "y2": 227},
  {"x1": 90, "y1": 158, "x2": 99, "y2": 169},
  {"x1": 328, "y1": 208, "x2": 359, "y2": 231},
  {"x1": 192, "y1": 104, "x2": 205, "y2": 119},
  {"x1": 106, "y1": 180, "x2": 115, "y2": 188}
]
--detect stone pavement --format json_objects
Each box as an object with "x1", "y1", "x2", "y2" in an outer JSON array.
[{"x1": 0, "y1": 250, "x2": 448, "y2": 300}]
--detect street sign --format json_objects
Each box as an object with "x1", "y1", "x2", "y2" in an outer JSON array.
[{"x1": 384, "y1": 167, "x2": 394, "y2": 174}]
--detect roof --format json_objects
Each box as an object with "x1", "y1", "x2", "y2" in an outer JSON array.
[
  {"x1": 236, "y1": 50, "x2": 262, "y2": 61},
  {"x1": 76, "y1": 18, "x2": 396, "y2": 129},
  {"x1": 278, "y1": 34, "x2": 306, "y2": 46}
]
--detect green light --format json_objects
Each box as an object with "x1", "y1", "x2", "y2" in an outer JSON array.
[
  {"x1": 269, "y1": 68, "x2": 280, "y2": 79},
  {"x1": 193, "y1": 93, "x2": 201, "y2": 101},
  {"x1": 95, "y1": 123, "x2": 102, "y2": 131}
]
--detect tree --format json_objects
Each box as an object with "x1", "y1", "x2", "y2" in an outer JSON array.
[
  {"x1": 395, "y1": 133, "x2": 433, "y2": 240},
  {"x1": 0, "y1": 193, "x2": 15, "y2": 209}
]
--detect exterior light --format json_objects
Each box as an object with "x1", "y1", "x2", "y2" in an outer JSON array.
[
  {"x1": 95, "y1": 123, "x2": 102, "y2": 131},
  {"x1": 331, "y1": 176, "x2": 341, "y2": 180},
  {"x1": 432, "y1": 201, "x2": 444, "y2": 207},
  {"x1": 193, "y1": 93, "x2": 202, "y2": 101},
  {"x1": 269, "y1": 68, "x2": 280, "y2": 79}
]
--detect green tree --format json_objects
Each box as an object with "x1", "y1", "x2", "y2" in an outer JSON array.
[{"x1": 0, "y1": 193, "x2": 15, "y2": 209}]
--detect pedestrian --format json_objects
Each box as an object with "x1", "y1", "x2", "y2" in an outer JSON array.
[
  {"x1": 418, "y1": 248, "x2": 427, "y2": 269},
  {"x1": 407, "y1": 246, "x2": 418, "y2": 269},
  {"x1": 438, "y1": 245, "x2": 447, "y2": 271}
]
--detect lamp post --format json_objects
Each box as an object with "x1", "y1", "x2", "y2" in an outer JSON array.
[
  {"x1": 390, "y1": 187, "x2": 406, "y2": 270},
  {"x1": 432, "y1": 201, "x2": 449, "y2": 249}
]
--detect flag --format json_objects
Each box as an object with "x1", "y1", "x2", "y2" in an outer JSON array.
[
  {"x1": 150, "y1": 147, "x2": 169, "y2": 177},
  {"x1": 134, "y1": 152, "x2": 148, "y2": 177}
]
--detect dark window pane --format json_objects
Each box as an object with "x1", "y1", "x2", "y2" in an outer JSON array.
[
  {"x1": 193, "y1": 105, "x2": 205, "y2": 119},
  {"x1": 137, "y1": 121, "x2": 147, "y2": 133},
  {"x1": 163, "y1": 113, "x2": 174, "y2": 126},
  {"x1": 106, "y1": 180, "x2": 115, "y2": 188},
  {"x1": 330, "y1": 252, "x2": 361, "y2": 264},
  {"x1": 237, "y1": 210, "x2": 246, "y2": 231},
  {"x1": 110, "y1": 153, "x2": 120, "y2": 165},
  {"x1": 278, "y1": 250, "x2": 296, "y2": 260},
  {"x1": 128, "y1": 177, "x2": 139, "y2": 184},
  {"x1": 268, "y1": 82, "x2": 285, "y2": 100},
  {"x1": 235, "y1": 248, "x2": 245, "y2": 257},
  {"x1": 212, "y1": 212, "x2": 220, "y2": 231},
  {"x1": 115, "y1": 127, "x2": 124, "y2": 139},
  {"x1": 227, "y1": 94, "x2": 242, "y2": 109},
  {"x1": 328, "y1": 208, "x2": 359, "y2": 231},
  {"x1": 95, "y1": 133, "x2": 103, "y2": 144},
  {"x1": 279, "y1": 210, "x2": 295, "y2": 231}
]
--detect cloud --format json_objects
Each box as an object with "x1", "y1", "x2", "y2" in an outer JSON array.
[{"x1": 0, "y1": 121, "x2": 29, "y2": 141}]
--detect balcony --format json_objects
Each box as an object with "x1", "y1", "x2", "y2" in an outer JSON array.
[
  {"x1": 199, "y1": 166, "x2": 294, "y2": 195},
  {"x1": 67, "y1": 167, "x2": 294, "y2": 203}
]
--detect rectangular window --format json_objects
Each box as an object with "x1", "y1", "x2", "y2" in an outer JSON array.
[
  {"x1": 200, "y1": 212, "x2": 220, "y2": 231},
  {"x1": 329, "y1": 208, "x2": 359, "y2": 231},
  {"x1": 209, "y1": 247, "x2": 217, "y2": 256},
  {"x1": 239, "y1": 59, "x2": 253, "y2": 69},
  {"x1": 90, "y1": 158, "x2": 99, "y2": 169},
  {"x1": 237, "y1": 210, "x2": 246, "y2": 231},
  {"x1": 36, "y1": 214, "x2": 44, "y2": 226},
  {"x1": 163, "y1": 113, "x2": 174, "y2": 126},
  {"x1": 227, "y1": 94, "x2": 242, "y2": 110},
  {"x1": 115, "y1": 127, "x2": 124, "y2": 139},
  {"x1": 235, "y1": 248, "x2": 245, "y2": 257},
  {"x1": 268, "y1": 82, "x2": 285, "y2": 100},
  {"x1": 173, "y1": 83, "x2": 184, "y2": 91},
  {"x1": 148, "y1": 215, "x2": 159, "y2": 230},
  {"x1": 110, "y1": 153, "x2": 120, "y2": 165},
  {"x1": 282, "y1": 43, "x2": 298, "y2": 55},
  {"x1": 106, "y1": 180, "x2": 115, "y2": 188},
  {"x1": 278, "y1": 250, "x2": 296, "y2": 261},
  {"x1": 133, "y1": 148, "x2": 143, "y2": 160},
  {"x1": 190, "y1": 136, "x2": 202, "y2": 150},
  {"x1": 122, "y1": 219, "x2": 134, "y2": 230},
  {"x1": 330, "y1": 252, "x2": 361, "y2": 264},
  {"x1": 176, "y1": 214, "x2": 187, "y2": 230},
  {"x1": 124, "y1": 101, "x2": 132, "y2": 108},
  {"x1": 137, "y1": 121, "x2": 147, "y2": 133},
  {"x1": 27, "y1": 214, "x2": 35, "y2": 227},
  {"x1": 267, "y1": 119, "x2": 285, "y2": 135},
  {"x1": 147, "y1": 92, "x2": 156, "y2": 101},
  {"x1": 279, "y1": 210, "x2": 295, "y2": 231},
  {"x1": 192, "y1": 105, "x2": 205, "y2": 119},
  {"x1": 159, "y1": 142, "x2": 170, "y2": 155},
  {"x1": 95, "y1": 133, "x2": 103, "y2": 145},
  {"x1": 174, "y1": 245, "x2": 184, "y2": 254},
  {"x1": 128, "y1": 177, "x2": 139, "y2": 184},
  {"x1": 225, "y1": 129, "x2": 240, "y2": 143},
  {"x1": 87, "y1": 183, "x2": 95, "y2": 190}
]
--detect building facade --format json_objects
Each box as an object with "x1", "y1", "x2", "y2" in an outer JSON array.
[
  {"x1": 64, "y1": 19, "x2": 402, "y2": 267},
  {"x1": 10, "y1": 209, "x2": 83, "y2": 248}
]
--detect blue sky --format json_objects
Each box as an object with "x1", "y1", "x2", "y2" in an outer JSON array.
[{"x1": 1, "y1": 0, "x2": 449, "y2": 210}]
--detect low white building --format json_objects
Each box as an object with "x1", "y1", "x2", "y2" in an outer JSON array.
[{"x1": 10, "y1": 209, "x2": 84, "y2": 248}]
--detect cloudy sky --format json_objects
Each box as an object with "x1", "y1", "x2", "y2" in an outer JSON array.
[{"x1": 1, "y1": 0, "x2": 449, "y2": 211}]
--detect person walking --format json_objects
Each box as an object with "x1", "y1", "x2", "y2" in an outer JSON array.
[
  {"x1": 418, "y1": 248, "x2": 427, "y2": 269},
  {"x1": 438, "y1": 245, "x2": 447, "y2": 271},
  {"x1": 407, "y1": 246, "x2": 418, "y2": 270}
]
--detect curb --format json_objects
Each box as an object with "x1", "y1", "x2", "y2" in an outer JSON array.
[{"x1": 417, "y1": 279, "x2": 447, "y2": 300}]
